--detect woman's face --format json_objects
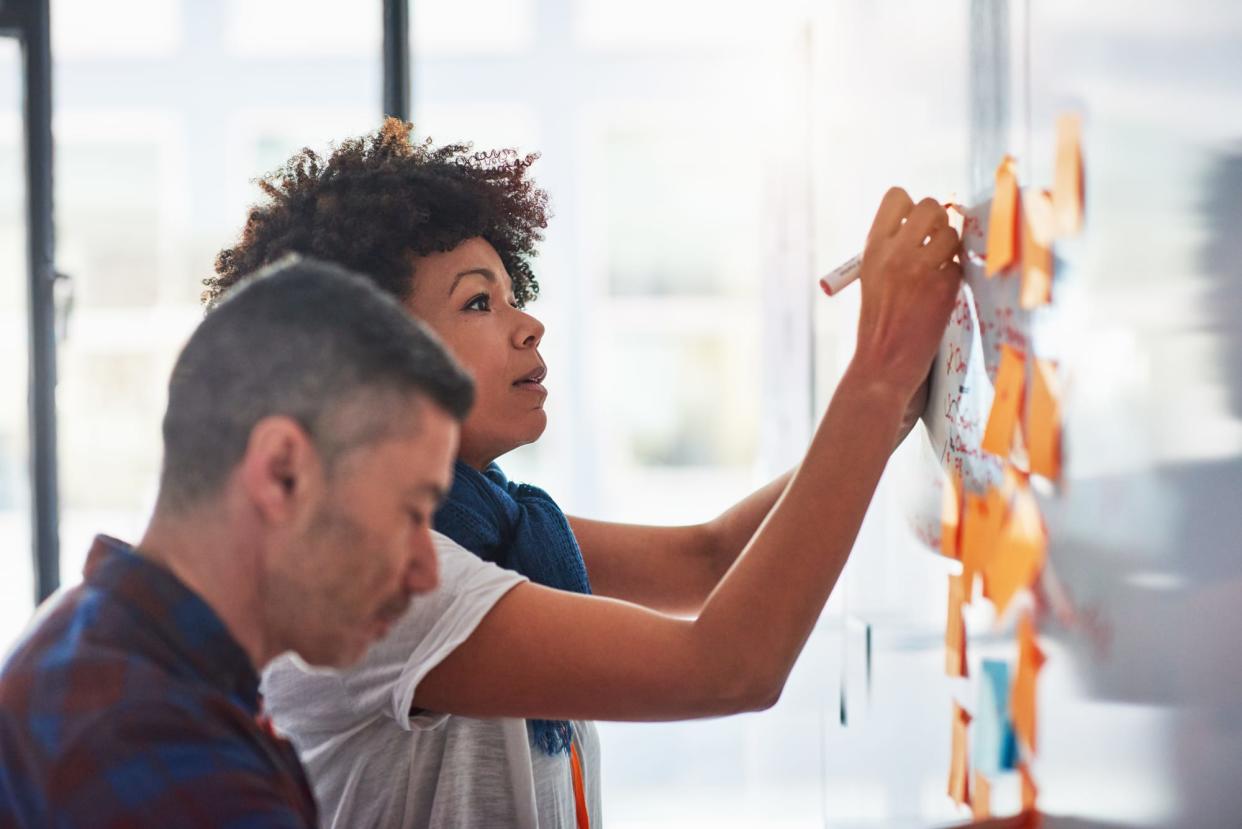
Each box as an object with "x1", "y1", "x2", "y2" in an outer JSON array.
[{"x1": 405, "y1": 237, "x2": 548, "y2": 469}]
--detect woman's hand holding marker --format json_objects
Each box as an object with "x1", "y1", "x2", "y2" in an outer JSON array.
[
  {"x1": 852, "y1": 188, "x2": 963, "y2": 401},
  {"x1": 819, "y1": 201, "x2": 961, "y2": 297}
]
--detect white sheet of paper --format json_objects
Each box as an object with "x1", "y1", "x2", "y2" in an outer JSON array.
[{"x1": 908, "y1": 198, "x2": 1032, "y2": 550}]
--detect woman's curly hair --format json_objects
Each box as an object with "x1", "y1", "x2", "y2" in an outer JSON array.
[{"x1": 204, "y1": 118, "x2": 550, "y2": 308}]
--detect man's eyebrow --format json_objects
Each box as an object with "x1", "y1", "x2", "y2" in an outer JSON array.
[{"x1": 448, "y1": 267, "x2": 497, "y2": 296}]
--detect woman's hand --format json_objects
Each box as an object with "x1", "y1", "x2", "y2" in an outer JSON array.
[{"x1": 853, "y1": 188, "x2": 962, "y2": 402}]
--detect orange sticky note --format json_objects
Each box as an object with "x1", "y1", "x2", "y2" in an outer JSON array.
[
  {"x1": 1012, "y1": 614, "x2": 1047, "y2": 754},
  {"x1": 949, "y1": 702, "x2": 973, "y2": 808},
  {"x1": 942, "y1": 472, "x2": 964, "y2": 560},
  {"x1": 982, "y1": 345, "x2": 1027, "y2": 457},
  {"x1": 1020, "y1": 190, "x2": 1054, "y2": 309},
  {"x1": 972, "y1": 771, "x2": 992, "y2": 820},
  {"x1": 1025, "y1": 359, "x2": 1062, "y2": 481},
  {"x1": 960, "y1": 486, "x2": 1007, "y2": 593},
  {"x1": 1053, "y1": 114, "x2": 1084, "y2": 236},
  {"x1": 984, "y1": 484, "x2": 1047, "y2": 616},
  {"x1": 945, "y1": 574, "x2": 968, "y2": 678},
  {"x1": 986, "y1": 156, "x2": 1020, "y2": 277},
  {"x1": 1020, "y1": 762, "x2": 1039, "y2": 811}
]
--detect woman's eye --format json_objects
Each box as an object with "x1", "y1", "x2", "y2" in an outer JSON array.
[{"x1": 465, "y1": 293, "x2": 491, "y2": 312}]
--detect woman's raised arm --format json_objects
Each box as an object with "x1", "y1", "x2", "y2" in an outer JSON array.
[{"x1": 413, "y1": 189, "x2": 963, "y2": 722}]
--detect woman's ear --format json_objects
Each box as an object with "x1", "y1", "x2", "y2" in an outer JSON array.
[{"x1": 238, "y1": 415, "x2": 324, "y2": 526}]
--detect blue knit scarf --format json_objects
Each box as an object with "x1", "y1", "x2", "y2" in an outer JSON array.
[{"x1": 433, "y1": 460, "x2": 592, "y2": 756}]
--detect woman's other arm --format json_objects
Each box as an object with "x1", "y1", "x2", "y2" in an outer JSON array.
[{"x1": 567, "y1": 470, "x2": 792, "y2": 616}]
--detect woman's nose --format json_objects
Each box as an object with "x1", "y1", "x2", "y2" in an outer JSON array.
[{"x1": 516, "y1": 311, "x2": 545, "y2": 349}]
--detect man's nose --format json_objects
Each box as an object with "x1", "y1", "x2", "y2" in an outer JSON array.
[{"x1": 405, "y1": 527, "x2": 440, "y2": 594}]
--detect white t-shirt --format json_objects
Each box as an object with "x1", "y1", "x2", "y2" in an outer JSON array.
[{"x1": 261, "y1": 531, "x2": 603, "y2": 829}]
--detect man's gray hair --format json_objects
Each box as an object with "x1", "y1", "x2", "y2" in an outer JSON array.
[{"x1": 158, "y1": 255, "x2": 473, "y2": 510}]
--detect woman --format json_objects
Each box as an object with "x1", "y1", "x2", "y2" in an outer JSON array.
[{"x1": 205, "y1": 119, "x2": 959, "y2": 828}]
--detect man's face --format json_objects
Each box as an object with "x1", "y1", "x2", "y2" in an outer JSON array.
[
  {"x1": 405, "y1": 237, "x2": 548, "y2": 469},
  {"x1": 272, "y1": 401, "x2": 458, "y2": 667}
]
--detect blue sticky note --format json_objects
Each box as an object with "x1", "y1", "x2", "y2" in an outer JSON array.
[{"x1": 974, "y1": 658, "x2": 1018, "y2": 774}]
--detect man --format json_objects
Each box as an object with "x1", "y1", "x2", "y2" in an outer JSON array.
[{"x1": 0, "y1": 257, "x2": 486, "y2": 826}]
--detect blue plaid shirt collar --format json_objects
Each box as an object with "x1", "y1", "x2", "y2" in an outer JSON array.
[{"x1": 82, "y1": 535, "x2": 262, "y2": 715}]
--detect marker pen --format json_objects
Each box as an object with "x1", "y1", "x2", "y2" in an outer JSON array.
[{"x1": 818, "y1": 253, "x2": 863, "y2": 297}]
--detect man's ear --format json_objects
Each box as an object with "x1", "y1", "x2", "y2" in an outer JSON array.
[{"x1": 238, "y1": 415, "x2": 324, "y2": 526}]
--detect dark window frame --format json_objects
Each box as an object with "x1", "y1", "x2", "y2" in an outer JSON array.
[{"x1": 1, "y1": 0, "x2": 58, "y2": 604}]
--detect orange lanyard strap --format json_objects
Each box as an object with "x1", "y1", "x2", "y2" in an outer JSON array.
[{"x1": 569, "y1": 741, "x2": 590, "y2": 829}]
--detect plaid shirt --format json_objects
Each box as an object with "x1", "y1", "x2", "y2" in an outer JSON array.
[{"x1": 0, "y1": 536, "x2": 318, "y2": 828}]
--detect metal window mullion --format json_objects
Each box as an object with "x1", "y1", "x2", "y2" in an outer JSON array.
[
  {"x1": 21, "y1": 0, "x2": 59, "y2": 603},
  {"x1": 968, "y1": 0, "x2": 1012, "y2": 203},
  {"x1": 382, "y1": 0, "x2": 410, "y2": 120}
]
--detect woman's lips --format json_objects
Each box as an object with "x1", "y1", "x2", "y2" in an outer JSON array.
[{"x1": 514, "y1": 380, "x2": 547, "y2": 396}]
